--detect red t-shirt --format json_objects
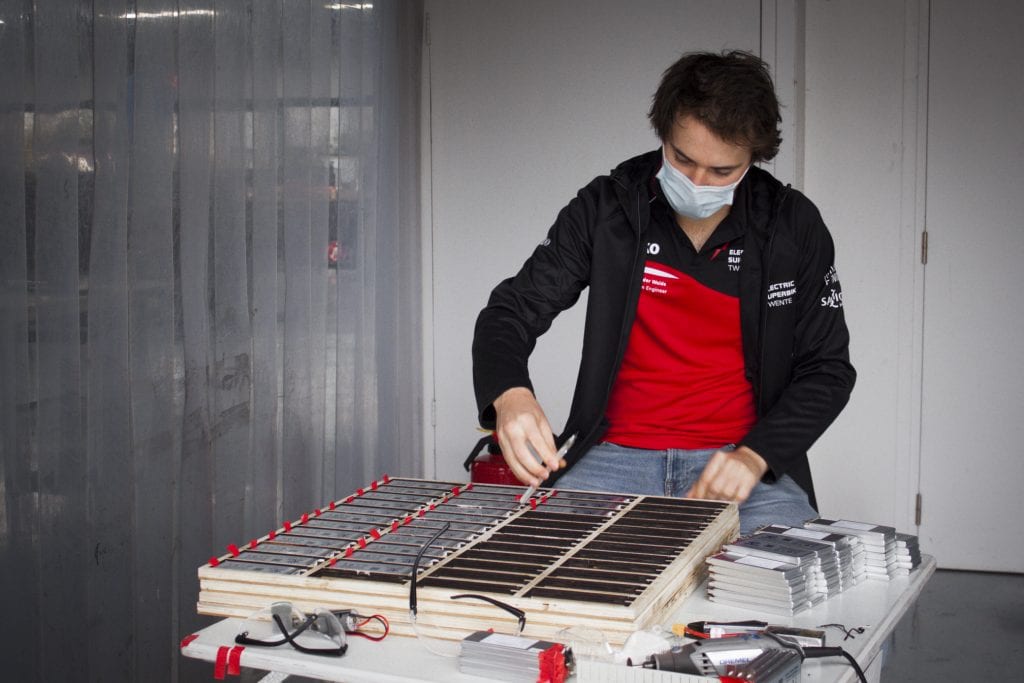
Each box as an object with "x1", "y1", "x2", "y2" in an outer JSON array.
[{"x1": 603, "y1": 199, "x2": 755, "y2": 449}]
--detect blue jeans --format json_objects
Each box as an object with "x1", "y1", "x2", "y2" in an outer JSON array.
[{"x1": 554, "y1": 441, "x2": 817, "y2": 536}]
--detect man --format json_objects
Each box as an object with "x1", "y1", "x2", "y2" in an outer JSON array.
[{"x1": 472, "y1": 50, "x2": 854, "y2": 534}]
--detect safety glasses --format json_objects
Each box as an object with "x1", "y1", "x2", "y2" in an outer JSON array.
[{"x1": 235, "y1": 602, "x2": 348, "y2": 656}]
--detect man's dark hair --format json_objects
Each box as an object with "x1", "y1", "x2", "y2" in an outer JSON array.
[{"x1": 648, "y1": 50, "x2": 782, "y2": 163}]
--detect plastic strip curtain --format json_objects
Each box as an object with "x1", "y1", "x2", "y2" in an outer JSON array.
[{"x1": 0, "y1": 1, "x2": 423, "y2": 680}]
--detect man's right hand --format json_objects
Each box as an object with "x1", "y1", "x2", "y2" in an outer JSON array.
[{"x1": 493, "y1": 387, "x2": 561, "y2": 486}]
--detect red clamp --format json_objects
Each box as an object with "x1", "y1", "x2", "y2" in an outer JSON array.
[
  {"x1": 208, "y1": 556, "x2": 220, "y2": 567},
  {"x1": 227, "y1": 544, "x2": 240, "y2": 557},
  {"x1": 214, "y1": 646, "x2": 230, "y2": 679},
  {"x1": 228, "y1": 646, "x2": 244, "y2": 676}
]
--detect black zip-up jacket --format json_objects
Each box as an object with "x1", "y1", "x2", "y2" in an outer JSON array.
[{"x1": 473, "y1": 150, "x2": 855, "y2": 508}]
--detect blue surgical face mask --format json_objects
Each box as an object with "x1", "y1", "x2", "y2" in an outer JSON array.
[{"x1": 656, "y1": 151, "x2": 749, "y2": 220}]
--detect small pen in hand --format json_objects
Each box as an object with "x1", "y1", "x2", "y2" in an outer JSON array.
[{"x1": 519, "y1": 433, "x2": 577, "y2": 502}]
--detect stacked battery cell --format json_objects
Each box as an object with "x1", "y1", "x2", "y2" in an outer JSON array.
[
  {"x1": 803, "y1": 518, "x2": 901, "y2": 581},
  {"x1": 894, "y1": 532, "x2": 922, "y2": 575},
  {"x1": 706, "y1": 533, "x2": 838, "y2": 616},
  {"x1": 707, "y1": 519, "x2": 923, "y2": 612},
  {"x1": 756, "y1": 524, "x2": 865, "y2": 591}
]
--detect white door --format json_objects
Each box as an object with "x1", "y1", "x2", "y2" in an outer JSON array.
[
  {"x1": 424, "y1": 1, "x2": 763, "y2": 482},
  {"x1": 918, "y1": 0, "x2": 1024, "y2": 571}
]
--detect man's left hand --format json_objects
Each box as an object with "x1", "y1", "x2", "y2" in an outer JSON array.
[{"x1": 684, "y1": 446, "x2": 768, "y2": 504}]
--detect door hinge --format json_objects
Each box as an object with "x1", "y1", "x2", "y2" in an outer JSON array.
[
  {"x1": 914, "y1": 492, "x2": 923, "y2": 526},
  {"x1": 920, "y1": 230, "x2": 928, "y2": 265}
]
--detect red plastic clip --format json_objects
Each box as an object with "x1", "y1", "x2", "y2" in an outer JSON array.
[
  {"x1": 214, "y1": 646, "x2": 230, "y2": 679},
  {"x1": 345, "y1": 546, "x2": 354, "y2": 558},
  {"x1": 429, "y1": 503, "x2": 436, "y2": 511},
  {"x1": 358, "y1": 537, "x2": 368, "y2": 549},
  {"x1": 370, "y1": 528, "x2": 382, "y2": 540},
  {"x1": 283, "y1": 521, "x2": 292, "y2": 532},
  {"x1": 356, "y1": 488, "x2": 365, "y2": 496},
  {"x1": 300, "y1": 513, "x2": 309, "y2": 524},
  {"x1": 345, "y1": 495, "x2": 354, "y2": 504},
  {"x1": 418, "y1": 509, "x2": 426, "y2": 517},
  {"x1": 268, "y1": 529, "x2": 277, "y2": 540},
  {"x1": 209, "y1": 556, "x2": 220, "y2": 567},
  {"x1": 314, "y1": 508, "x2": 322, "y2": 517},
  {"x1": 329, "y1": 501, "x2": 336, "y2": 510},
  {"x1": 391, "y1": 520, "x2": 400, "y2": 532},
  {"x1": 452, "y1": 486, "x2": 461, "y2": 497},
  {"x1": 227, "y1": 544, "x2": 240, "y2": 557},
  {"x1": 329, "y1": 557, "x2": 338, "y2": 567},
  {"x1": 370, "y1": 480, "x2": 379, "y2": 490},
  {"x1": 530, "y1": 498, "x2": 538, "y2": 510},
  {"x1": 248, "y1": 539, "x2": 258, "y2": 550},
  {"x1": 227, "y1": 646, "x2": 244, "y2": 676},
  {"x1": 383, "y1": 474, "x2": 391, "y2": 483},
  {"x1": 403, "y1": 515, "x2": 413, "y2": 525}
]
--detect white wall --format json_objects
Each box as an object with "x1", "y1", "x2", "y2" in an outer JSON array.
[{"x1": 803, "y1": 1, "x2": 922, "y2": 530}]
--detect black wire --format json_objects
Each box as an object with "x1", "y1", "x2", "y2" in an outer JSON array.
[
  {"x1": 450, "y1": 593, "x2": 527, "y2": 634},
  {"x1": 837, "y1": 649, "x2": 868, "y2": 683},
  {"x1": 409, "y1": 521, "x2": 451, "y2": 616},
  {"x1": 802, "y1": 646, "x2": 868, "y2": 683}
]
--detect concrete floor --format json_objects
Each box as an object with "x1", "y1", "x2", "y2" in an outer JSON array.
[{"x1": 882, "y1": 569, "x2": 1024, "y2": 681}]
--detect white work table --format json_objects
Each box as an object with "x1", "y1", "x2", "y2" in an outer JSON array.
[{"x1": 181, "y1": 555, "x2": 934, "y2": 682}]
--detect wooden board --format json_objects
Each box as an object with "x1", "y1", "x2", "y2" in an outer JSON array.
[{"x1": 197, "y1": 477, "x2": 739, "y2": 645}]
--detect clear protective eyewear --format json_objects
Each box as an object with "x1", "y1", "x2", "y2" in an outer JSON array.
[{"x1": 235, "y1": 602, "x2": 348, "y2": 656}]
